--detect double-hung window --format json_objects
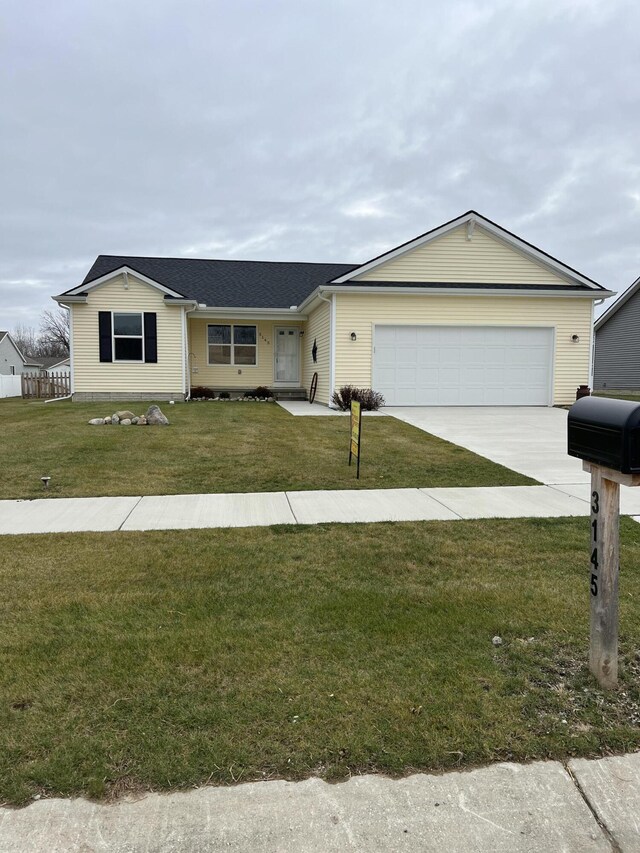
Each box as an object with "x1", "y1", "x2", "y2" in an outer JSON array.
[
  {"x1": 113, "y1": 312, "x2": 144, "y2": 361},
  {"x1": 208, "y1": 324, "x2": 257, "y2": 366}
]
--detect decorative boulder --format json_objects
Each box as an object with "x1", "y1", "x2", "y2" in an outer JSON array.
[
  {"x1": 112, "y1": 414, "x2": 120, "y2": 425},
  {"x1": 137, "y1": 416, "x2": 147, "y2": 425},
  {"x1": 115, "y1": 410, "x2": 136, "y2": 420},
  {"x1": 131, "y1": 417, "x2": 139, "y2": 424},
  {"x1": 146, "y1": 405, "x2": 169, "y2": 425},
  {"x1": 121, "y1": 418, "x2": 132, "y2": 426},
  {"x1": 104, "y1": 416, "x2": 112, "y2": 424},
  {"x1": 88, "y1": 418, "x2": 105, "y2": 425}
]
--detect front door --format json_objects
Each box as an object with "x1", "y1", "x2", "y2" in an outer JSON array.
[{"x1": 274, "y1": 327, "x2": 299, "y2": 384}]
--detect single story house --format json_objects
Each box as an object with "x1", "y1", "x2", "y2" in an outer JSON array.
[
  {"x1": 37, "y1": 356, "x2": 71, "y2": 376},
  {"x1": 593, "y1": 275, "x2": 640, "y2": 391},
  {"x1": 53, "y1": 210, "x2": 612, "y2": 406},
  {"x1": 0, "y1": 331, "x2": 42, "y2": 375}
]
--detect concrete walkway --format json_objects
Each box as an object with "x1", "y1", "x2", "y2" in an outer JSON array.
[
  {"x1": 5, "y1": 483, "x2": 640, "y2": 535},
  {"x1": 2, "y1": 752, "x2": 639, "y2": 851}
]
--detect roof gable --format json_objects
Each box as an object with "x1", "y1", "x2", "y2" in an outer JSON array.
[
  {"x1": 331, "y1": 211, "x2": 605, "y2": 290},
  {"x1": 60, "y1": 256, "x2": 357, "y2": 309},
  {"x1": 595, "y1": 276, "x2": 640, "y2": 331},
  {"x1": 0, "y1": 331, "x2": 30, "y2": 364}
]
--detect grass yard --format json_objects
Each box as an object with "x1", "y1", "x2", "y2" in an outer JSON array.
[
  {"x1": 1, "y1": 517, "x2": 640, "y2": 805},
  {"x1": 0, "y1": 398, "x2": 534, "y2": 499}
]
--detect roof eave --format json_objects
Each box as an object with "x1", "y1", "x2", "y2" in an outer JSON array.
[{"x1": 319, "y1": 284, "x2": 614, "y2": 299}]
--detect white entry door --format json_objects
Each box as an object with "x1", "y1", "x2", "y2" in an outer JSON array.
[
  {"x1": 274, "y1": 327, "x2": 299, "y2": 383},
  {"x1": 373, "y1": 325, "x2": 554, "y2": 405}
]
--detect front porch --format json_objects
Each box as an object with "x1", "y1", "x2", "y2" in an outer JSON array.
[{"x1": 187, "y1": 316, "x2": 306, "y2": 397}]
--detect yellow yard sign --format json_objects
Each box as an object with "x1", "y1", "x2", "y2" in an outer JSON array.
[{"x1": 349, "y1": 400, "x2": 362, "y2": 478}]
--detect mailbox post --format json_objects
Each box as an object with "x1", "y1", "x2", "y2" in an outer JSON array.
[{"x1": 568, "y1": 397, "x2": 640, "y2": 688}]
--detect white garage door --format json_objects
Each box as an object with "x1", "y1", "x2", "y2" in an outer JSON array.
[{"x1": 373, "y1": 326, "x2": 553, "y2": 406}]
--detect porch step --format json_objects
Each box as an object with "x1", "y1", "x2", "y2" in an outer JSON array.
[{"x1": 272, "y1": 388, "x2": 307, "y2": 401}]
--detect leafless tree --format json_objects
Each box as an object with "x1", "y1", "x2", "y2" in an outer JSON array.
[
  {"x1": 11, "y1": 323, "x2": 40, "y2": 358},
  {"x1": 40, "y1": 308, "x2": 70, "y2": 356},
  {"x1": 12, "y1": 309, "x2": 70, "y2": 358}
]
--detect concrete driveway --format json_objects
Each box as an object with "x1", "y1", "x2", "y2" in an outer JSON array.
[{"x1": 388, "y1": 407, "x2": 588, "y2": 485}]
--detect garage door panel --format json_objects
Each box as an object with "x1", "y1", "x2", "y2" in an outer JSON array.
[{"x1": 373, "y1": 325, "x2": 553, "y2": 406}]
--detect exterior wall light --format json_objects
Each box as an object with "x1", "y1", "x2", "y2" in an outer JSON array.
[{"x1": 350, "y1": 332, "x2": 357, "y2": 341}]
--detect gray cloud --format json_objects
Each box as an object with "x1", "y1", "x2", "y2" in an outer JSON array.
[{"x1": 2, "y1": 0, "x2": 639, "y2": 328}]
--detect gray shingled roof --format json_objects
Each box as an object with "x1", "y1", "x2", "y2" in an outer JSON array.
[{"x1": 80, "y1": 256, "x2": 358, "y2": 309}]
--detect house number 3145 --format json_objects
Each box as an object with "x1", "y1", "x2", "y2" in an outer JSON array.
[{"x1": 590, "y1": 490, "x2": 599, "y2": 597}]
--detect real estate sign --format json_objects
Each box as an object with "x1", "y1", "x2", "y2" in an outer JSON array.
[{"x1": 349, "y1": 400, "x2": 362, "y2": 479}]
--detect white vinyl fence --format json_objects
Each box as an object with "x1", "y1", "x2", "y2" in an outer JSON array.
[{"x1": 0, "y1": 374, "x2": 22, "y2": 398}]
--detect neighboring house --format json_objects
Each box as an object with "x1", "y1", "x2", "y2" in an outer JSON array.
[
  {"x1": 0, "y1": 331, "x2": 41, "y2": 375},
  {"x1": 593, "y1": 276, "x2": 640, "y2": 390},
  {"x1": 53, "y1": 210, "x2": 612, "y2": 406},
  {"x1": 37, "y1": 356, "x2": 71, "y2": 375}
]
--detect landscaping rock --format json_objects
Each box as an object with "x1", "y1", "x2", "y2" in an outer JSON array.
[
  {"x1": 104, "y1": 416, "x2": 112, "y2": 424},
  {"x1": 131, "y1": 417, "x2": 139, "y2": 424},
  {"x1": 112, "y1": 414, "x2": 120, "y2": 425},
  {"x1": 115, "y1": 410, "x2": 136, "y2": 420},
  {"x1": 492, "y1": 636, "x2": 503, "y2": 646},
  {"x1": 121, "y1": 418, "x2": 132, "y2": 426},
  {"x1": 88, "y1": 418, "x2": 105, "y2": 425},
  {"x1": 145, "y1": 405, "x2": 169, "y2": 425},
  {"x1": 137, "y1": 416, "x2": 147, "y2": 425}
]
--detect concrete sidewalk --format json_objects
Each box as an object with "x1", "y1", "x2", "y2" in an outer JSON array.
[
  {"x1": 2, "y1": 484, "x2": 640, "y2": 535},
  {"x1": 1, "y1": 753, "x2": 639, "y2": 851}
]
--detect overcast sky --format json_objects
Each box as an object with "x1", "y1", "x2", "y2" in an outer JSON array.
[{"x1": 1, "y1": 0, "x2": 638, "y2": 330}]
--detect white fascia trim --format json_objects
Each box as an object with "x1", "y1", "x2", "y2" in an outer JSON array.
[
  {"x1": 64, "y1": 266, "x2": 184, "y2": 298},
  {"x1": 53, "y1": 294, "x2": 87, "y2": 304},
  {"x1": 191, "y1": 307, "x2": 308, "y2": 320},
  {"x1": 331, "y1": 212, "x2": 603, "y2": 290},
  {"x1": 319, "y1": 285, "x2": 614, "y2": 300},
  {"x1": 594, "y1": 275, "x2": 640, "y2": 330}
]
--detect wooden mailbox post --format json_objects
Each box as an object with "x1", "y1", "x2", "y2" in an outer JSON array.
[
  {"x1": 568, "y1": 395, "x2": 640, "y2": 690},
  {"x1": 583, "y1": 461, "x2": 640, "y2": 688}
]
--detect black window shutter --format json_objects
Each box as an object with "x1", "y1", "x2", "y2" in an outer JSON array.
[
  {"x1": 144, "y1": 312, "x2": 157, "y2": 363},
  {"x1": 98, "y1": 312, "x2": 112, "y2": 362}
]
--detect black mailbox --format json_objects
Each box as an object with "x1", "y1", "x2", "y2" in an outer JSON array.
[{"x1": 568, "y1": 396, "x2": 640, "y2": 474}]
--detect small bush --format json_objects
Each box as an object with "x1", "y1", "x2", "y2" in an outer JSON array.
[
  {"x1": 190, "y1": 386, "x2": 214, "y2": 399},
  {"x1": 253, "y1": 386, "x2": 272, "y2": 399},
  {"x1": 331, "y1": 386, "x2": 385, "y2": 411},
  {"x1": 218, "y1": 391, "x2": 230, "y2": 399}
]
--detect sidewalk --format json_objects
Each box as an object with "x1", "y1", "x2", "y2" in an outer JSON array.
[
  {"x1": 1, "y1": 752, "x2": 639, "y2": 851},
  {"x1": 2, "y1": 483, "x2": 640, "y2": 535}
]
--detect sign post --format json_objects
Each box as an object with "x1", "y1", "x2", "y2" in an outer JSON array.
[
  {"x1": 583, "y1": 461, "x2": 640, "y2": 689},
  {"x1": 349, "y1": 400, "x2": 362, "y2": 479}
]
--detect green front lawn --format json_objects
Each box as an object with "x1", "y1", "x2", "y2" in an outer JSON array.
[
  {"x1": 1, "y1": 518, "x2": 639, "y2": 804},
  {"x1": 0, "y1": 398, "x2": 534, "y2": 499}
]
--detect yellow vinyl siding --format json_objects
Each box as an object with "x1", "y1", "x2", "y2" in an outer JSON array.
[
  {"x1": 189, "y1": 319, "x2": 302, "y2": 389},
  {"x1": 301, "y1": 301, "x2": 331, "y2": 405},
  {"x1": 354, "y1": 224, "x2": 572, "y2": 285},
  {"x1": 334, "y1": 293, "x2": 592, "y2": 405},
  {"x1": 72, "y1": 274, "x2": 184, "y2": 395}
]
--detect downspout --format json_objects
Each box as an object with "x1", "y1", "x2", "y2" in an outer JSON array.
[
  {"x1": 317, "y1": 290, "x2": 336, "y2": 407},
  {"x1": 589, "y1": 298, "x2": 604, "y2": 390},
  {"x1": 183, "y1": 302, "x2": 198, "y2": 400}
]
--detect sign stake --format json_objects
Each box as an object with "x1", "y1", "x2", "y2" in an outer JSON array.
[{"x1": 348, "y1": 400, "x2": 362, "y2": 479}]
